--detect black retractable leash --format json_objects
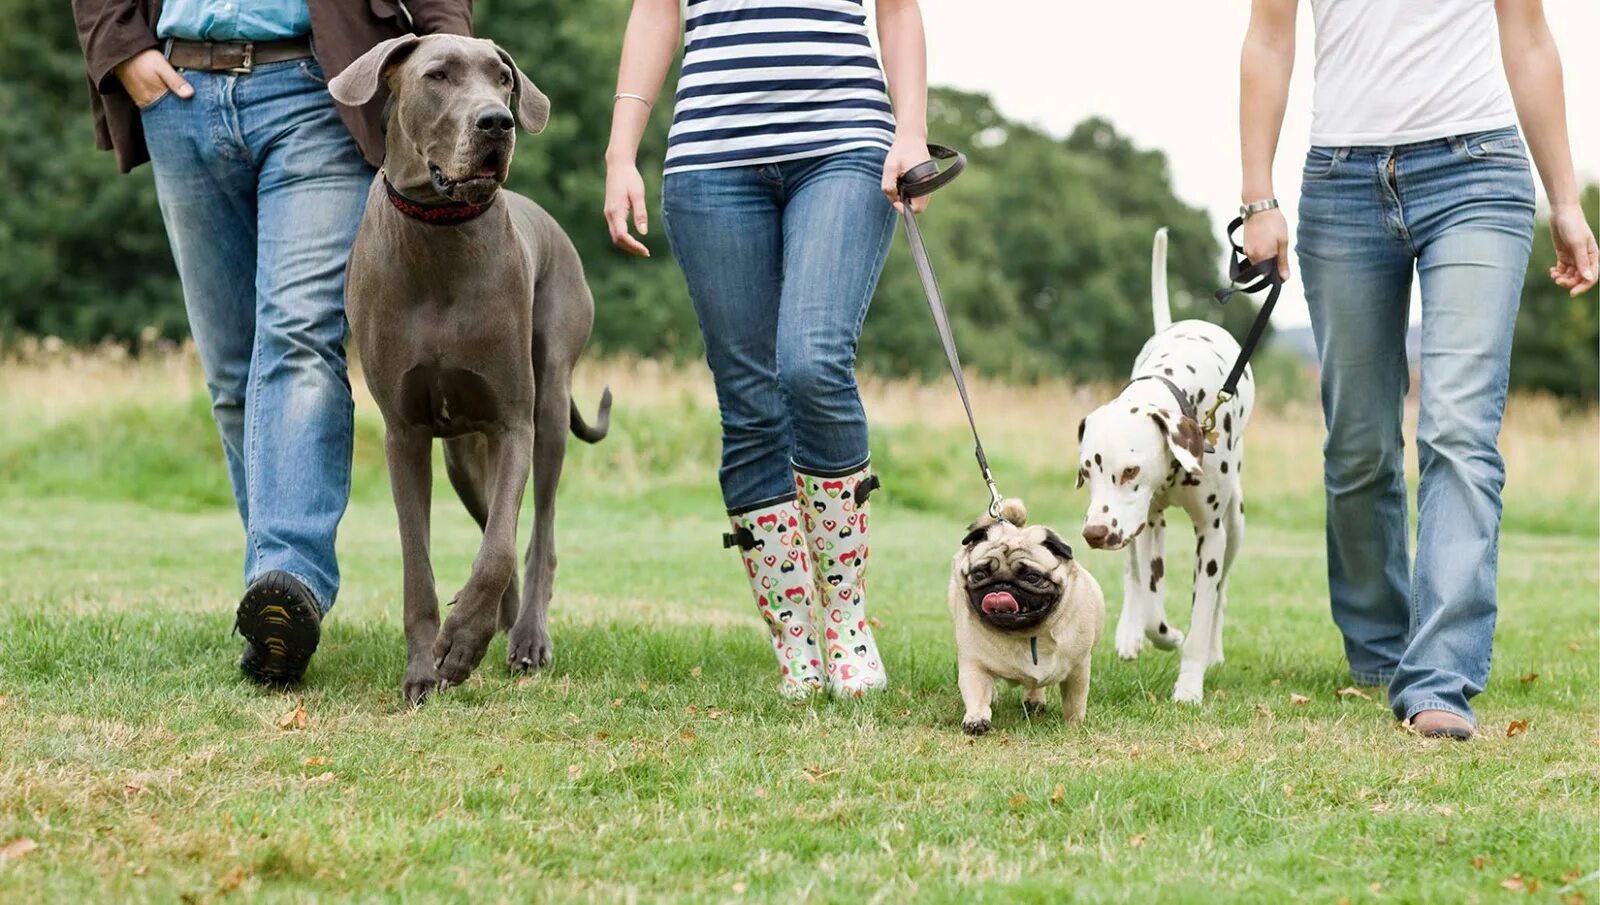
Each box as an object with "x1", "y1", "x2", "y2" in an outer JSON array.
[
  {"x1": 1202, "y1": 216, "x2": 1284, "y2": 446},
  {"x1": 897, "y1": 145, "x2": 1009, "y2": 521}
]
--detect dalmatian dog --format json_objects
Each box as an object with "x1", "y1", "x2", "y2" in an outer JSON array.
[{"x1": 1075, "y1": 228, "x2": 1254, "y2": 703}]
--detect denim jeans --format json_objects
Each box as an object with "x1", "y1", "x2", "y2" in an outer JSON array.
[
  {"x1": 662, "y1": 148, "x2": 897, "y2": 512},
  {"x1": 1297, "y1": 125, "x2": 1535, "y2": 725},
  {"x1": 140, "y1": 58, "x2": 373, "y2": 612}
]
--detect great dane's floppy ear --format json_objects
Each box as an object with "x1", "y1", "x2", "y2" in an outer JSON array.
[
  {"x1": 328, "y1": 35, "x2": 421, "y2": 107},
  {"x1": 1041, "y1": 529, "x2": 1074, "y2": 562},
  {"x1": 494, "y1": 44, "x2": 550, "y2": 134},
  {"x1": 1150, "y1": 411, "x2": 1205, "y2": 479}
]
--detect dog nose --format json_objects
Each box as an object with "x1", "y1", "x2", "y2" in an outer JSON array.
[
  {"x1": 1082, "y1": 524, "x2": 1110, "y2": 547},
  {"x1": 475, "y1": 105, "x2": 514, "y2": 135}
]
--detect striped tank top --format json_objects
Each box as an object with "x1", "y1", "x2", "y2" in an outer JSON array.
[{"x1": 663, "y1": 0, "x2": 897, "y2": 175}]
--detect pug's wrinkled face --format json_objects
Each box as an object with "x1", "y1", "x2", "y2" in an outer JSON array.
[{"x1": 958, "y1": 519, "x2": 1076, "y2": 632}]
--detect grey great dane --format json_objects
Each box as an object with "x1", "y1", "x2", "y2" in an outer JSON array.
[{"x1": 329, "y1": 34, "x2": 611, "y2": 703}]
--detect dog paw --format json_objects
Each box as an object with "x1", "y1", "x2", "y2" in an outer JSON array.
[
  {"x1": 1023, "y1": 688, "x2": 1048, "y2": 716},
  {"x1": 961, "y1": 717, "x2": 992, "y2": 736},
  {"x1": 434, "y1": 612, "x2": 495, "y2": 686},
  {"x1": 402, "y1": 661, "x2": 442, "y2": 705},
  {"x1": 1171, "y1": 680, "x2": 1205, "y2": 704},
  {"x1": 1116, "y1": 634, "x2": 1145, "y2": 661},
  {"x1": 1146, "y1": 622, "x2": 1184, "y2": 651},
  {"x1": 506, "y1": 622, "x2": 553, "y2": 672}
]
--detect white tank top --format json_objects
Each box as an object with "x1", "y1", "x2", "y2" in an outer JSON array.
[{"x1": 1307, "y1": 0, "x2": 1516, "y2": 146}]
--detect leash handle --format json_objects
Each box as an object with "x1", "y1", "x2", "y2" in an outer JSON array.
[
  {"x1": 1205, "y1": 216, "x2": 1283, "y2": 440},
  {"x1": 896, "y1": 145, "x2": 1003, "y2": 521},
  {"x1": 897, "y1": 144, "x2": 966, "y2": 200}
]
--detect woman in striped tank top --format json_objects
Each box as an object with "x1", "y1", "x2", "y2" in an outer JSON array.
[{"x1": 604, "y1": 0, "x2": 931, "y2": 700}]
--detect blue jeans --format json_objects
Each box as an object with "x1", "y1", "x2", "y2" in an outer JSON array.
[
  {"x1": 662, "y1": 148, "x2": 897, "y2": 512},
  {"x1": 140, "y1": 59, "x2": 373, "y2": 612},
  {"x1": 1297, "y1": 125, "x2": 1535, "y2": 725}
]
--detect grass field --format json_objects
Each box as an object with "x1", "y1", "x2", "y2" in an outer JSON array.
[{"x1": 1, "y1": 350, "x2": 1597, "y2": 903}]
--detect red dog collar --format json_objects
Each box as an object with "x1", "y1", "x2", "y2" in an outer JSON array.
[{"x1": 383, "y1": 177, "x2": 494, "y2": 225}]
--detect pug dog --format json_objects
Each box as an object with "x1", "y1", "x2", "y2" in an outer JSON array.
[{"x1": 948, "y1": 499, "x2": 1105, "y2": 734}]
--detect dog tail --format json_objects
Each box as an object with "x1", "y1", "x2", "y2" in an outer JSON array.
[
  {"x1": 570, "y1": 387, "x2": 613, "y2": 444},
  {"x1": 1151, "y1": 226, "x2": 1171, "y2": 332}
]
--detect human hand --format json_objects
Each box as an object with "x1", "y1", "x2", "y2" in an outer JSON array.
[
  {"x1": 1242, "y1": 206, "x2": 1290, "y2": 280},
  {"x1": 604, "y1": 160, "x2": 650, "y2": 257},
  {"x1": 114, "y1": 49, "x2": 193, "y2": 108},
  {"x1": 881, "y1": 134, "x2": 933, "y2": 214},
  {"x1": 1548, "y1": 203, "x2": 1598, "y2": 296}
]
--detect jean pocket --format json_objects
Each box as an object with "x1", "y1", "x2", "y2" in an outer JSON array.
[
  {"x1": 298, "y1": 60, "x2": 327, "y2": 86},
  {"x1": 1460, "y1": 129, "x2": 1528, "y2": 164},
  {"x1": 1302, "y1": 146, "x2": 1340, "y2": 179},
  {"x1": 137, "y1": 88, "x2": 173, "y2": 112}
]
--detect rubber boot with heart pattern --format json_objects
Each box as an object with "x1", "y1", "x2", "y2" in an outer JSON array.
[
  {"x1": 795, "y1": 463, "x2": 887, "y2": 697},
  {"x1": 726, "y1": 499, "x2": 826, "y2": 699}
]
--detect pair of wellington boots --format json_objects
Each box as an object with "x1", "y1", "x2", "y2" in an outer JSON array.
[{"x1": 726, "y1": 464, "x2": 885, "y2": 699}]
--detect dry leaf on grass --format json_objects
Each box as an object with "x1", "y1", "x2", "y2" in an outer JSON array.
[
  {"x1": 690, "y1": 666, "x2": 702, "y2": 678},
  {"x1": 1471, "y1": 855, "x2": 1488, "y2": 870},
  {"x1": 639, "y1": 681, "x2": 651, "y2": 692},
  {"x1": 1560, "y1": 869, "x2": 1583, "y2": 883},
  {"x1": 1008, "y1": 793, "x2": 1028, "y2": 810},
  {"x1": 277, "y1": 700, "x2": 308, "y2": 731},
  {"x1": 123, "y1": 782, "x2": 144, "y2": 797},
  {"x1": 1254, "y1": 703, "x2": 1272, "y2": 716},
  {"x1": 1563, "y1": 893, "x2": 1585, "y2": 905},
  {"x1": 680, "y1": 730, "x2": 696, "y2": 743},
  {"x1": 1, "y1": 838, "x2": 39, "y2": 861},
  {"x1": 1569, "y1": 641, "x2": 1582, "y2": 653},
  {"x1": 1290, "y1": 693, "x2": 1310, "y2": 706},
  {"x1": 302, "y1": 756, "x2": 328, "y2": 767},
  {"x1": 516, "y1": 675, "x2": 534, "y2": 688},
  {"x1": 132, "y1": 864, "x2": 148, "y2": 877},
  {"x1": 216, "y1": 867, "x2": 246, "y2": 894},
  {"x1": 731, "y1": 881, "x2": 747, "y2": 894},
  {"x1": 1501, "y1": 874, "x2": 1526, "y2": 892},
  {"x1": 567, "y1": 764, "x2": 582, "y2": 781},
  {"x1": 1050, "y1": 784, "x2": 1065, "y2": 804},
  {"x1": 1520, "y1": 672, "x2": 1539, "y2": 684},
  {"x1": 304, "y1": 771, "x2": 334, "y2": 785},
  {"x1": 1506, "y1": 719, "x2": 1529, "y2": 738},
  {"x1": 594, "y1": 731, "x2": 609, "y2": 742},
  {"x1": 1335, "y1": 687, "x2": 1371, "y2": 700},
  {"x1": 800, "y1": 766, "x2": 839, "y2": 783},
  {"x1": 869, "y1": 617, "x2": 884, "y2": 629},
  {"x1": 1128, "y1": 833, "x2": 1147, "y2": 848}
]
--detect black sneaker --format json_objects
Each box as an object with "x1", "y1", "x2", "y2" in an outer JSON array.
[{"x1": 236, "y1": 570, "x2": 322, "y2": 685}]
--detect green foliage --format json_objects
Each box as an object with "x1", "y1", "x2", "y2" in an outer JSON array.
[
  {"x1": 7, "y1": 0, "x2": 1592, "y2": 396},
  {"x1": 0, "y1": 0, "x2": 1248, "y2": 384},
  {"x1": 1510, "y1": 184, "x2": 1599, "y2": 402}
]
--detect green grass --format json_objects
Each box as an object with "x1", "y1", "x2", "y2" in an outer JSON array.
[{"x1": 1, "y1": 357, "x2": 1597, "y2": 902}]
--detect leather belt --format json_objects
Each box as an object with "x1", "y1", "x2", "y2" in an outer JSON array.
[{"x1": 164, "y1": 37, "x2": 314, "y2": 73}]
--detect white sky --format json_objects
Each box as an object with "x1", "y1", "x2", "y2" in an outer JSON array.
[{"x1": 914, "y1": 1, "x2": 1600, "y2": 326}]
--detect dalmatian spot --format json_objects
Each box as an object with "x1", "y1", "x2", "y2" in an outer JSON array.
[
  {"x1": 1213, "y1": 518, "x2": 1220, "y2": 529},
  {"x1": 1220, "y1": 461, "x2": 1229, "y2": 474},
  {"x1": 1206, "y1": 559, "x2": 1218, "y2": 577},
  {"x1": 1149, "y1": 557, "x2": 1164, "y2": 592}
]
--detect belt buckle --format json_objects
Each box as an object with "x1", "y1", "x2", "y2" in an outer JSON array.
[{"x1": 228, "y1": 42, "x2": 255, "y2": 74}]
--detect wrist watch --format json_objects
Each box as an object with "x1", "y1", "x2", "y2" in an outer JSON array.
[{"x1": 1240, "y1": 198, "x2": 1279, "y2": 220}]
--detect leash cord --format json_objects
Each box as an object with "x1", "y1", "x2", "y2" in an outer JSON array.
[
  {"x1": 1203, "y1": 216, "x2": 1284, "y2": 440},
  {"x1": 898, "y1": 146, "x2": 1005, "y2": 519}
]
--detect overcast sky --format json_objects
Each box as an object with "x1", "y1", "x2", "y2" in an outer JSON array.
[{"x1": 914, "y1": 1, "x2": 1600, "y2": 325}]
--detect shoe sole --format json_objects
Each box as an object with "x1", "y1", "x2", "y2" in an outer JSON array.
[{"x1": 236, "y1": 572, "x2": 321, "y2": 685}]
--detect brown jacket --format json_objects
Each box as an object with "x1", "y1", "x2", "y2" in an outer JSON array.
[{"x1": 71, "y1": 0, "x2": 473, "y2": 172}]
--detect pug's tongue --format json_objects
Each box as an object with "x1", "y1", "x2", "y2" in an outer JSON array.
[{"x1": 981, "y1": 590, "x2": 1019, "y2": 615}]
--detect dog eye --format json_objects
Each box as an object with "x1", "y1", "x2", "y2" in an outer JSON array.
[
  {"x1": 424, "y1": 70, "x2": 449, "y2": 82},
  {"x1": 499, "y1": 70, "x2": 513, "y2": 87},
  {"x1": 1019, "y1": 568, "x2": 1042, "y2": 584},
  {"x1": 1121, "y1": 466, "x2": 1140, "y2": 484},
  {"x1": 969, "y1": 566, "x2": 990, "y2": 582}
]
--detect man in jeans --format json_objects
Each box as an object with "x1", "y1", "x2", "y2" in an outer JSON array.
[{"x1": 71, "y1": 0, "x2": 472, "y2": 684}]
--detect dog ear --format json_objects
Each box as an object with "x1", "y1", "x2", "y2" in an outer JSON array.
[
  {"x1": 1041, "y1": 529, "x2": 1074, "y2": 562},
  {"x1": 1150, "y1": 412, "x2": 1204, "y2": 479},
  {"x1": 961, "y1": 524, "x2": 990, "y2": 548},
  {"x1": 494, "y1": 44, "x2": 551, "y2": 134},
  {"x1": 328, "y1": 35, "x2": 421, "y2": 107},
  {"x1": 1074, "y1": 465, "x2": 1086, "y2": 490}
]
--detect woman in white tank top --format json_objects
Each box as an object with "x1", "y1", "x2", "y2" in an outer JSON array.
[{"x1": 1238, "y1": 0, "x2": 1596, "y2": 740}]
